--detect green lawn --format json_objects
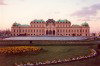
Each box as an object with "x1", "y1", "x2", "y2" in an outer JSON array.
[{"x1": 0, "y1": 46, "x2": 92, "y2": 66}]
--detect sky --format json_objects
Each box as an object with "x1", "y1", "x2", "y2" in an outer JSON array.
[{"x1": 0, "y1": 0, "x2": 100, "y2": 33}]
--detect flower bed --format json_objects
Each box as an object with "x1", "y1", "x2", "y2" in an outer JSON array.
[
  {"x1": 15, "y1": 49, "x2": 97, "y2": 66},
  {"x1": 0, "y1": 46, "x2": 42, "y2": 54}
]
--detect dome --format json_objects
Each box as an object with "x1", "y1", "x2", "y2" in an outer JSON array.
[
  {"x1": 46, "y1": 19, "x2": 55, "y2": 23},
  {"x1": 81, "y1": 22, "x2": 89, "y2": 27},
  {"x1": 13, "y1": 22, "x2": 21, "y2": 26}
]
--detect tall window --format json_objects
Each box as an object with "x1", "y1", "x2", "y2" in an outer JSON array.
[
  {"x1": 14, "y1": 29, "x2": 15, "y2": 32},
  {"x1": 77, "y1": 30, "x2": 79, "y2": 32},
  {"x1": 80, "y1": 30, "x2": 82, "y2": 32},
  {"x1": 74, "y1": 30, "x2": 76, "y2": 32},
  {"x1": 57, "y1": 29, "x2": 59, "y2": 32},
  {"x1": 34, "y1": 30, "x2": 35, "y2": 32},
  {"x1": 86, "y1": 30, "x2": 87, "y2": 32},
  {"x1": 26, "y1": 30, "x2": 27, "y2": 32},
  {"x1": 69, "y1": 30, "x2": 70, "y2": 32},
  {"x1": 37, "y1": 30, "x2": 38, "y2": 32},
  {"x1": 66, "y1": 30, "x2": 67, "y2": 32},
  {"x1": 83, "y1": 30, "x2": 84, "y2": 32},
  {"x1": 31, "y1": 30, "x2": 32, "y2": 32},
  {"x1": 63, "y1": 30, "x2": 65, "y2": 32},
  {"x1": 23, "y1": 30, "x2": 24, "y2": 32},
  {"x1": 39, "y1": 30, "x2": 41, "y2": 32},
  {"x1": 72, "y1": 30, "x2": 73, "y2": 32}
]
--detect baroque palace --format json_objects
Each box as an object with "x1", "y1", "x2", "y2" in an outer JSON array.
[{"x1": 11, "y1": 19, "x2": 90, "y2": 36}]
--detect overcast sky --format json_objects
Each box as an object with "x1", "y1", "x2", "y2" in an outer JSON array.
[{"x1": 0, "y1": 0, "x2": 100, "y2": 33}]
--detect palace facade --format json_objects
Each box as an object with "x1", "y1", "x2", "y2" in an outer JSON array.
[{"x1": 11, "y1": 19, "x2": 90, "y2": 36}]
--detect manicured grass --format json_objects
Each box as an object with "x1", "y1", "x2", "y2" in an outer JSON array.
[
  {"x1": 48, "y1": 51, "x2": 100, "y2": 66},
  {"x1": 0, "y1": 46, "x2": 91, "y2": 66}
]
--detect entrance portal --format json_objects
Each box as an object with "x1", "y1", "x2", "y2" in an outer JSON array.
[
  {"x1": 72, "y1": 34, "x2": 76, "y2": 36},
  {"x1": 46, "y1": 30, "x2": 55, "y2": 35}
]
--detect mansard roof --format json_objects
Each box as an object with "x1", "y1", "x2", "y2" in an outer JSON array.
[
  {"x1": 71, "y1": 24, "x2": 81, "y2": 27},
  {"x1": 20, "y1": 24, "x2": 30, "y2": 26},
  {"x1": 32, "y1": 19, "x2": 45, "y2": 22},
  {"x1": 56, "y1": 19, "x2": 71, "y2": 23},
  {"x1": 13, "y1": 22, "x2": 29, "y2": 27}
]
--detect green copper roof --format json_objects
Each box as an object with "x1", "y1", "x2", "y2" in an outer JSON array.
[
  {"x1": 13, "y1": 22, "x2": 29, "y2": 27},
  {"x1": 72, "y1": 24, "x2": 80, "y2": 26},
  {"x1": 33, "y1": 19, "x2": 45, "y2": 22},
  {"x1": 81, "y1": 22, "x2": 89, "y2": 27},
  {"x1": 13, "y1": 22, "x2": 21, "y2": 26},
  {"x1": 20, "y1": 24, "x2": 30, "y2": 26},
  {"x1": 57, "y1": 19, "x2": 70, "y2": 23}
]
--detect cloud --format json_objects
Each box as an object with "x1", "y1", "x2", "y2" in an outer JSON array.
[
  {"x1": 19, "y1": 0, "x2": 26, "y2": 2},
  {"x1": 71, "y1": 3, "x2": 100, "y2": 17},
  {"x1": 0, "y1": 0, "x2": 6, "y2": 5}
]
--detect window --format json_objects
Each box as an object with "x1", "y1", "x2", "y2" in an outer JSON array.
[
  {"x1": 28, "y1": 30, "x2": 30, "y2": 32},
  {"x1": 37, "y1": 30, "x2": 38, "y2": 32},
  {"x1": 34, "y1": 30, "x2": 35, "y2": 32},
  {"x1": 86, "y1": 30, "x2": 87, "y2": 32},
  {"x1": 77, "y1": 30, "x2": 79, "y2": 32},
  {"x1": 60, "y1": 30, "x2": 62, "y2": 32},
  {"x1": 39, "y1": 30, "x2": 41, "y2": 32},
  {"x1": 57, "y1": 30, "x2": 59, "y2": 32},
  {"x1": 69, "y1": 30, "x2": 70, "y2": 32},
  {"x1": 31, "y1": 30, "x2": 32, "y2": 32},
  {"x1": 63, "y1": 30, "x2": 65, "y2": 32},
  {"x1": 42, "y1": 29, "x2": 44, "y2": 32},
  {"x1": 74, "y1": 30, "x2": 76, "y2": 32},
  {"x1": 14, "y1": 29, "x2": 15, "y2": 32},
  {"x1": 80, "y1": 30, "x2": 82, "y2": 32},
  {"x1": 19, "y1": 29, "x2": 21, "y2": 32},
  {"x1": 83, "y1": 30, "x2": 84, "y2": 32},
  {"x1": 66, "y1": 30, "x2": 67, "y2": 32},
  {"x1": 72, "y1": 30, "x2": 73, "y2": 32},
  {"x1": 17, "y1": 30, "x2": 18, "y2": 32}
]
